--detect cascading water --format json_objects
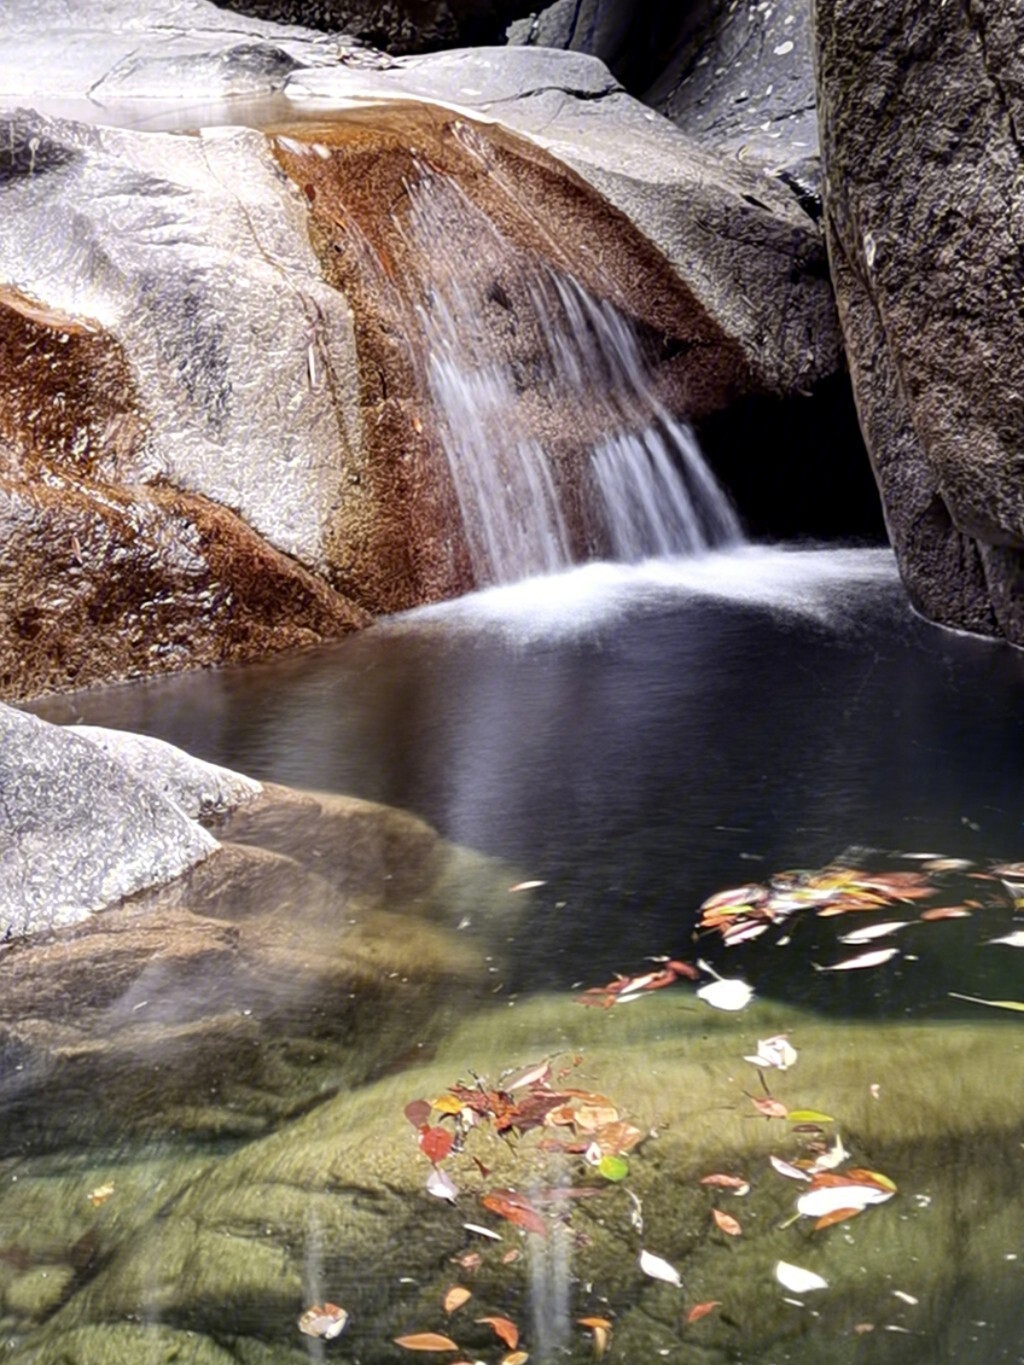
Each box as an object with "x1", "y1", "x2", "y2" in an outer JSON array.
[{"x1": 400, "y1": 165, "x2": 742, "y2": 586}]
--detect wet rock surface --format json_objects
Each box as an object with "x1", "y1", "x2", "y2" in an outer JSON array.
[{"x1": 814, "y1": 0, "x2": 1024, "y2": 642}]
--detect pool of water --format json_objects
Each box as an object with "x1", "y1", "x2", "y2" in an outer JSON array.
[{"x1": 14, "y1": 545, "x2": 1024, "y2": 1364}]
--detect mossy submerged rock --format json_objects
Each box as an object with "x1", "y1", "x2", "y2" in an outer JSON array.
[{"x1": 9, "y1": 992, "x2": 1024, "y2": 1362}]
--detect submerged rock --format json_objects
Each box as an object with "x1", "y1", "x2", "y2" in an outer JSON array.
[{"x1": 814, "y1": 0, "x2": 1024, "y2": 642}]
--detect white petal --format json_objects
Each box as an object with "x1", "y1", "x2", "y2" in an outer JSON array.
[
  {"x1": 770, "y1": 1154, "x2": 811, "y2": 1182},
  {"x1": 775, "y1": 1260, "x2": 829, "y2": 1293},
  {"x1": 796, "y1": 1184, "x2": 893, "y2": 1217},
  {"x1": 986, "y1": 931, "x2": 1024, "y2": 948},
  {"x1": 426, "y1": 1168, "x2": 458, "y2": 1202},
  {"x1": 839, "y1": 921, "x2": 911, "y2": 944},
  {"x1": 639, "y1": 1249, "x2": 682, "y2": 1287},
  {"x1": 696, "y1": 978, "x2": 754, "y2": 1012}
]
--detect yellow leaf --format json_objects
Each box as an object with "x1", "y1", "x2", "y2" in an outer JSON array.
[
  {"x1": 432, "y1": 1094, "x2": 466, "y2": 1115},
  {"x1": 787, "y1": 1109, "x2": 835, "y2": 1123}
]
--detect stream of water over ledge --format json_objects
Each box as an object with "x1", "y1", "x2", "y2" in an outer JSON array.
[{"x1": 14, "y1": 545, "x2": 1024, "y2": 1365}]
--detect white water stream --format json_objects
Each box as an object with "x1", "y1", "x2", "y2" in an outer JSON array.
[{"x1": 402, "y1": 166, "x2": 742, "y2": 585}]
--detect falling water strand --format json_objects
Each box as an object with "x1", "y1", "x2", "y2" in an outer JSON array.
[{"x1": 401, "y1": 167, "x2": 742, "y2": 585}]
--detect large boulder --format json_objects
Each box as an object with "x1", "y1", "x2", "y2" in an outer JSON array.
[
  {"x1": 0, "y1": 705, "x2": 218, "y2": 939},
  {"x1": 813, "y1": 0, "x2": 1024, "y2": 641}
]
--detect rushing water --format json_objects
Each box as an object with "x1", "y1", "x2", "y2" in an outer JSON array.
[
  {"x1": 15, "y1": 546, "x2": 1024, "y2": 1365},
  {"x1": 402, "y1": 167, "x2": 740, "y2": 583}
]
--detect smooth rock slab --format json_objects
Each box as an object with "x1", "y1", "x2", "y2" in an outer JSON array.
[{"x1": 0, "y1": 705, "x2": 215, "y2": 939}]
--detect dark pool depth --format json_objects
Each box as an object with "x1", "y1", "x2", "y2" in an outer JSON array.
[{"x1": 32, "y1": 547, "x2": 1024, "y2": 1013}]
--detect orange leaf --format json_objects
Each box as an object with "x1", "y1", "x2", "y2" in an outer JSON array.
[
  {"x1": 394, "y1": 1332, "x2": 460, "y2": 1351},
  {"x1": 443, "y1": 1286, "x2": 471, "y2": 1314},
  {"x1": 481, "y1": 1192, "x2": 547, "y2": 1237},
  {"x1": 577, "y1": 1317, "x2": 613, "y2": 1330},
  {"x1": 919, "y1": 906, "x2": 972, "y2": 920},
  {"x1": 501, "y1": 1248, "x2": 521, "y2": 1264},
  {"x1": 591, "y1": 1120, "x2": 644, "y2": 1156},
  {"x1": 748, "y1": 1096, "x2": 788, "y2": 1119},
  {"x1": 501, "y1": 1353, "x2": 529, "y2": 1365},
  {"x1": 477, "y1": 1315, "x2": 519, "y2": 1349},
  {"x1": 814, "y1": 1206, "x2": 862, "y2": 1231},
  {"x1": 699, "y1": 1173, "x2": 747, "y2": 1189},
  {"x1": 686, "y1": 1301, "x2": 722, "y2": 1324},
  {"x1": 711, "y1": 1209, "x2": 742, "y2": 1236}
]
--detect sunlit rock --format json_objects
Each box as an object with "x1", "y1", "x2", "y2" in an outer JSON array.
[
  {"x1": 814, "y1": 0, "x2": 1024, "y2": 643},
  {"x1": 0, "y1": 705, "x2": 216, "y2": 938}
]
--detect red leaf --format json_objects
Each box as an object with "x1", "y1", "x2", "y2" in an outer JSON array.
[
  {"x1": 476, "y1": 1315, "x2": 519, "y2": 1349},
  {"x1": 686, "y1": 1300, "x2": 721, "y2": 1324},
  {"x1": 814, "y1": 1206, "x2": 862, "y2": 1231},
  {"x1": 481, "y1": 1191, "x2": 547, "y2": 1237},
  {"x1": 418, "y1": 1125, "x2": 454, "y2": 1165}
]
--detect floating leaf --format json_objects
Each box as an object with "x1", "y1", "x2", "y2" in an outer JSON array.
[
  {"x1": 838, "y1": 921, "x2": 911, "y2": 944},
  {"x1": 796, "y1": 1184, "x2": 893, "y2": 1218},
  {"x1": 749, "y1": 1095, "x2": 788, "y2": 1120},
  {"x1": 985, "y1": 931, "x2": 1024, "y2": 948},
  {"x1": 590, "y1": 1120, "x2": 644, "y2": 1156},
  {"x1": 299, "y1": 1303, "x2": 349, "y2": 1339},
  {"x1": 442, "y1": 1283, "x2": 472, "y2": 1315},
  {"x1": 419, "y1": 1125, "x2": 455, "y2": 1165},
  {"x1": 700, "y1": 1173, "x2": 750, "y2": 1191},
  {"x1": 775, "y1": 1260, "x2": 828, "y2": 1293},
  {"x1": 787, "y1": 1109, "x2": 835, "y2": 1124},
  {"x1": 394, "y1": 1332, "x2": 461, "y2": 1351},
  {"x1": 578, "y1": 1317, "x2": 613, "y2": 1330},
  {"x1": 711, "y1": 1209, "x2": 742, "y2": 1236},
  {"x1": 596, "y1": 1154, "x2": 629, "y2": 1182},
  {"x1": 809, "y1": 1134, "x2": 851, "y2": 1171},
  {"x1": 639, "y1": 1249, "x2": 682, "y2": 1287},
  {"x1": 423, "y1": 1167, "x2": 456, "y2": 1205},
  {"x1": 505, "y1": 1061, "x2": 551, "y2": 1090},
  {"x1": 477, "y1": 1315, "x2": 519, "y2": 1349},
  {"x1": 501, "y1": 1248, "x2": 521, "y2": 1264},
  {"x1": 87, "y1": 1183, "x2": 115, "y2": 1207},
  {"x1": 770, "y1": 1155, "x2": 810, "y2": 1182},
  {"x1": 404, "y1": 1100, "x2": 432, "y2": 1128},
  {"x1": 509, "y1": 880, "x2": 545, "y2": 892},
  {"x1": 686, "y1": 1301, "x2": 721, "y2": 1324},
  {"x1": 481, "y1": 1191, "x2": 547, "y2": 1237},
  {"x1": 814, "y1": 947, "x2": 900, "y2": 972},
  {"x1": 463, "y1": 1222, "x2": 502, "y2": 1241},
  {"x1": 501, "y1": 1353, "x2": 529, "y2": 1365},
  {"x1": 920, "y1": 906, "x2": 972, "y2": 920},
  {"x1": 949, "y1": 992, "x2": 1024, "y2": 1012},
  {"x1": 744, "y1": 1035, "x2": 797, "y2": 1071},
  {"x1": 431, "y1": 1094, "x2": 465, "y2": 1116},
  {"x1": 814, "y1": 1206, "x2": 861, "y2": 1231},
  {"x1": 696, "y1": 975, "x2": 754, "y2": 1012}
]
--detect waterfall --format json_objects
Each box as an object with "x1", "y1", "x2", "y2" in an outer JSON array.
[{"x1": 400, "y1": 166, "x2": 742, "y2": 586}]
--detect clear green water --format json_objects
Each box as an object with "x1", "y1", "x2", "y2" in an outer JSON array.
[{"x1": 13, "y1": 548, "x2": 1024, "y2": 1363}]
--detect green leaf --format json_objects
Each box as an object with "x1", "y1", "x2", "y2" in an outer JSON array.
[
  {"x1": 597, "y1": 1154, "x2": 629, "y2": 1182},
  {"x1": 787, "y1": 1109, "x2": 836, "y2": 1124},
  {"x1": 950, "y1": 992, "x2": 1024, "y2": 1013}
]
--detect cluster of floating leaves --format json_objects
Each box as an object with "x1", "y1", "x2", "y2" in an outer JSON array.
[{"x1": 698, "y1": 850, "x2": 1024, "y2": 977}]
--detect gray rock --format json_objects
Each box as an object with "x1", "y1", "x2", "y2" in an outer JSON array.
[
  {"x1": 0, "y1": 704, "x2": 216, "y2": 939},
  {"x1": 72, "y1": 726, "x2": 262, "y2": 821},
  {"x1": 814, "y1": 0, "x2": 1024, "y2": 640},
  {"x1": 507, "y1": 0, "x2": 819, "y2": 179}
]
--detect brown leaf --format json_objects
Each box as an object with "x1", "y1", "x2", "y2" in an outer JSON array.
[
  {"x1": 501, "y1": 1353, "x2": 529, "y2": 1365},
  {"x1": 699, "y1": 1173, "x2": 748, "y2": 1189},
  {"x1": 577, "y1": 1317, "x2": 613, "y2": 1330},
  {"x1": 748, "y1": 1096, "x2": 788, "y2": 1119},
  {"x1": 443, "y1": 1285, "x2": 471, "y2": 1314},
  {"x1": 590, "y1": 1120, "x2": 644, "y2": 1156},
  {"x1": 919, "y1": 906, "x2": 972, "y2": 920},
  {"x1": 454, "y1": 1252, "x2": 482, "y2": 1272},
  {"x1": 711, "y1": 1209, "x2": 742, "y2": 1236},
  {"x1": 814, "y1": 1206, "x2": 862, "y2": 1231},
  {"x1": 394, "y1": 1332, "x2": 461, "y2": 1351},
  {"x1": 477, "y1": 1315, "x2": 519, "y2": 1349},
  {"x1": 404, "y1": 1099, "x2": 431, "y2": 1128},
  {"x1": 501, "y1": 1248, "x2": 521, "y2": 1264},
  {"x1": 686, "y1": 1301, "x2": 722, "y2": 1324}
]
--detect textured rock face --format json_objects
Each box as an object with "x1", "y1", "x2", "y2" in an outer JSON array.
[
  {"x1": 213, "y1": 0, "x2": 532, "y2": 51},
  {"x1": 813, "y1": 0, "x2": 1024, "y2": 640},
  {"x1": 0, "y1": 706, "x2": 217, "y2": 939},
  {"x1": 289, "y1": 48, "x2": 841, "y2": 402}
]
